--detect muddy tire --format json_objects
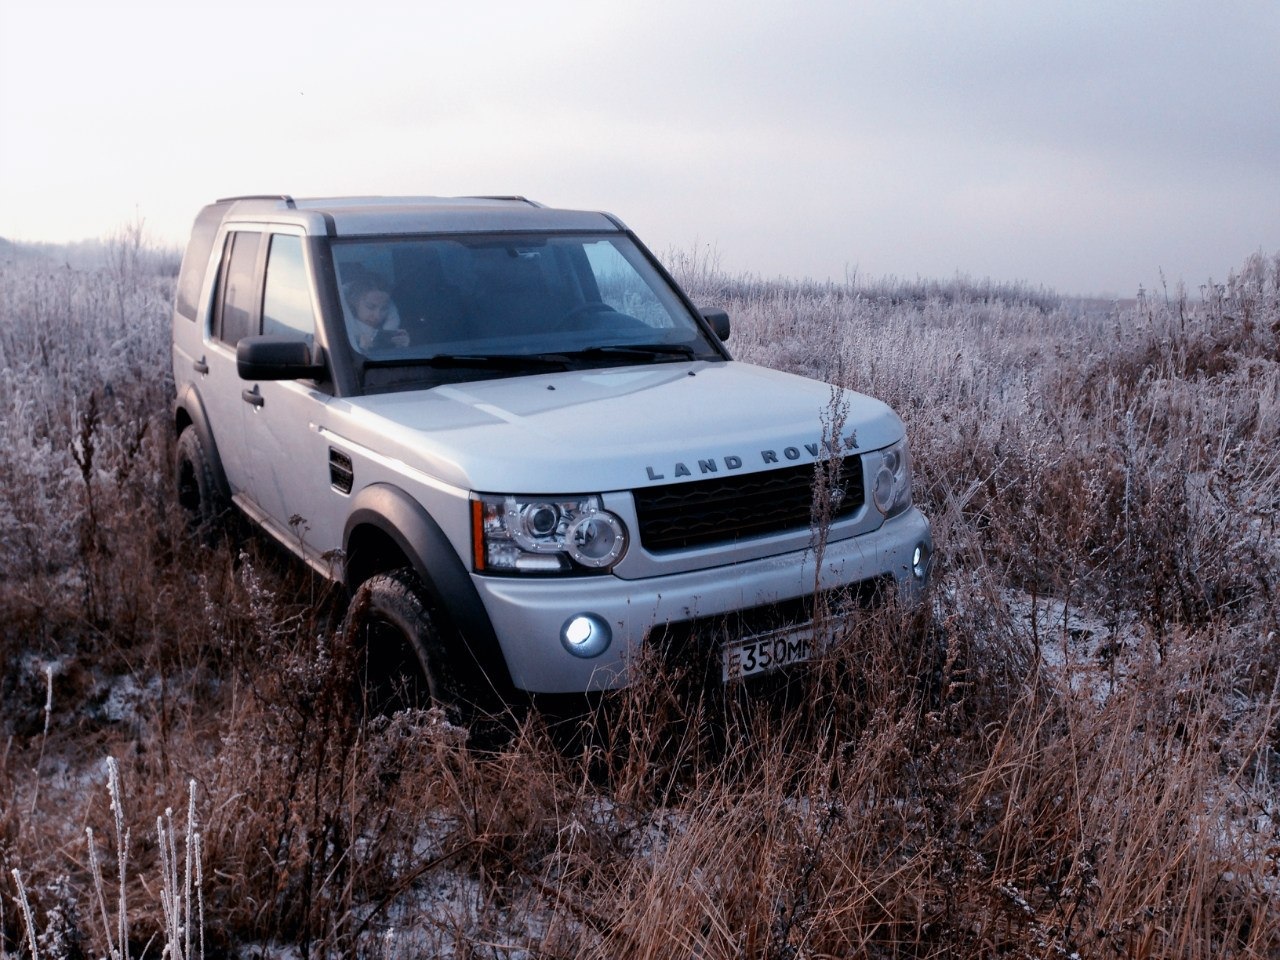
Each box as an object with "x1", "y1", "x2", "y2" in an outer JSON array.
[
  {"x1": 175, "y1": 428, "x2": 226, "y2": 538},
  {"x1": 344, "y1": 568, "x2": 478, "y2": 722}
]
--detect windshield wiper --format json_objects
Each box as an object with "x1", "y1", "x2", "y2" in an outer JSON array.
[
  {"x1": 563, "y1": 343, "x2": 699, "y2": 362},
  {"x1": 361, "y1": 343, "x2": 700, "y2": 373},
  {"x1": 363, "y1": 353, "x2": 571, "y2": 371}
]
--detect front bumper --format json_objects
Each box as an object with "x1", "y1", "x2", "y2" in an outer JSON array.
[{"x1": 472, "y1": 507, "x2": 932, "y2": 693}]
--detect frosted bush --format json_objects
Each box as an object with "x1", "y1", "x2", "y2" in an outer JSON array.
[
  {"x1": 0, "y1": 240, "x2": 177, "y2": 635},
  {"x1": 673, "y1": 251, "x2": 1280, "y2": 630}
]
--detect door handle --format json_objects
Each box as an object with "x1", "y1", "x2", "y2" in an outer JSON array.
[
  {"x1": 193, "y1": 357, "x2": 209, "y2": 374},
  {"x1": 241, "y1": 387, "x2": 264, "y2": 408}
]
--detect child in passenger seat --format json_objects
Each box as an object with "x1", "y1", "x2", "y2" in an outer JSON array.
[{"x1": 344, "y1": 274, "x2": 410, "y2": 352}]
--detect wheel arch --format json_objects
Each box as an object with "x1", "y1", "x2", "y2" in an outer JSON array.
[
  {"x1": 173, "y1": 385, "x2": 231, "y2": 501},
  {"x1": 343, "y1": 483, "x2": 515, "y2": 696}
]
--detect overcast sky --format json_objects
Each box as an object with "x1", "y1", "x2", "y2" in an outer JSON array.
[{"x1": 2, "y1": 0, "x2": 1277, "y2": 296}]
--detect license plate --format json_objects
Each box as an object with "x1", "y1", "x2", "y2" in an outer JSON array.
[{"x1": 722, "y1": 623, "x2": 815, "y2": 681}]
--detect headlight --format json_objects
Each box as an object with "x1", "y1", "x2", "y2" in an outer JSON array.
[
  {"x1": 870, "y1": 439, "x2": 912, "y2": 518},
  {"x1": 472, "y1": 494, "x2": 628, "y2": 574}
]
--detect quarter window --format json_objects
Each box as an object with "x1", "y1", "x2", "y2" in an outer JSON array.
[{"x1": 175, "y1": 203, "x2": 227, "y2": 322}]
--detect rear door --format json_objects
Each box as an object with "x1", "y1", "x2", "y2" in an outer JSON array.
[{"x1": 202, "y1": 228, "x2": 263, "y2": 497}]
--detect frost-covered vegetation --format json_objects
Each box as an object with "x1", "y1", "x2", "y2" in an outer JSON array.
[{"x1": 1, "y1": 232, "x2": 1278, "y2": 958}]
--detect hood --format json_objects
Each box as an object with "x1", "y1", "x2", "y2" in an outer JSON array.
[{"x1": 337, "y1": 360, "x2": 905, "y2": 494}]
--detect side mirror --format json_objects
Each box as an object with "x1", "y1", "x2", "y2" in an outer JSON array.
[
  {"x1": 237, "y1": 335, "x2": 326, "y2": 380},
  {"x1": 699, "y1": 307, "x2": 731, "y2": 342}
]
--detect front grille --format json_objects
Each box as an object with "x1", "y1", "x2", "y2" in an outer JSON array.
[{"x1": 632, "y1": 455, "x2": 864, "y2": 552}]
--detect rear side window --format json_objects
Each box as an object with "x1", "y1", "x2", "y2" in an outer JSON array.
[
  {"x1": 262, "y1": 235, "x2": 316, "y2": 339},
  {"x1": 215, "y1": 231, "x2": 262, "y2": 347},
  {"x1": 174, "y1": 203, "x2": 229, "y2": 321}
]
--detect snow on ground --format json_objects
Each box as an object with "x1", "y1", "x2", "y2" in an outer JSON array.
[
  {"x1": 1003, "y1": 590, "x2": 1140, "y2": 702},
  {"x1": 1004, "y1": 588, "x2": 1280, "y2": 901}
]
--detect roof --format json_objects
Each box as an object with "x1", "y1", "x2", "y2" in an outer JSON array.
[{"x1": 212, "y1": 195, "x2": 623, "y2": 236}]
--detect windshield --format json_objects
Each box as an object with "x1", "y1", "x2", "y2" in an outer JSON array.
[{"x1": 330, "y1": 233, "x2": 723, "y2": 392}]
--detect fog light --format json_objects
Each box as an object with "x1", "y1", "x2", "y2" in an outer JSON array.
[
  {"x1": 912, "y1": 543, "x2": 930, "y2": 579},
  {"x1": 561, "y1": 613, "x2": 612, "y2": 658}
]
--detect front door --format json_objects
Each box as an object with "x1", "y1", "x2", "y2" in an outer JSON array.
[{"x1": 236, "y1": 231, "x2": 346, "y2": 573}]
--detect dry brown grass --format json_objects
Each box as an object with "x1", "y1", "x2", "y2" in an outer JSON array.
[{"x1": 1, "y1": 240, "x2": 1277, "y2": 957}]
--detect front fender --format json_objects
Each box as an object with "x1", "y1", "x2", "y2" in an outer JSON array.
[{"x1": 343, "y1": 483, "x2": 514, "y2": 696}]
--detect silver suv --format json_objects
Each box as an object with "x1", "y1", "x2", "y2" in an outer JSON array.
[{"x1": 171, "y1": 195, "x2": 931, "y2": 711}]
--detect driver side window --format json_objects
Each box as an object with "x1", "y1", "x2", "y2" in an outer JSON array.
[
  {"x1": 214, "y1": 231, "x2": 262, "y2": 347},
  {"x1": 262, "y1": 234, "x2": 316, "y2": 339}
]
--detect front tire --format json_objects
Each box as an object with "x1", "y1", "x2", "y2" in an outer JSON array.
[{"x1": 344, "y1": 569, "x2": 471, "y2": 721}]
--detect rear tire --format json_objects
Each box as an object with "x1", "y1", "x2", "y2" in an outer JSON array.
[{"x1": 175, "y1": 428, "x2": 226, "y2": 538}]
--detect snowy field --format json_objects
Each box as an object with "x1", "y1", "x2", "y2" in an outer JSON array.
[{"x1": 2, "y1": 233, "x2": 1278, "y2": 958}]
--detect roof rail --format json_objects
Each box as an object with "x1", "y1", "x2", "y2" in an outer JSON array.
[
  {"x1": 467, "y1": 195, "x2": 542, "y2": 208},
  {"x1": 216, "y1": 194, "x2": 297, "y2": 208}
]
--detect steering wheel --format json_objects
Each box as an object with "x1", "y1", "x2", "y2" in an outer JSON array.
[{"x1": 557, "y1": 302, "x2": 617, "y2": 330}]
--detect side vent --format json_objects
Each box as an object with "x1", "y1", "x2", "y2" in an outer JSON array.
[{"x1": 329, "y1": 448, "x2": 354, "y2": 495}]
